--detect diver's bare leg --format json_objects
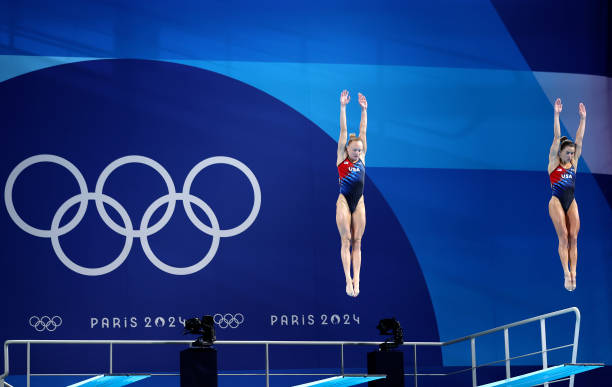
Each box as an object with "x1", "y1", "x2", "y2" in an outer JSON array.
[
  {"x1": 336, "y1": 195, "x2": 354, "y2": 296},
  {"x1": 351, "y1": 197, "x2": 366, "y2": 297},
  {"x1": 549, "y1": 197, "x2": 571, "y2": 291},
  {"x1": 566, "y1": 200, "x2": 580, "y2": 290}
]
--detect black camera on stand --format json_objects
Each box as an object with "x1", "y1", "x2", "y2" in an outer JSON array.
[
  {"x1": 368, "y1": 318, "x2": 405, "y2": 386},
  {"x1": 376, "y1": 318, "x2": 404, "y2": 351},
  {"x1": 184, "y1": 316, "x2": 216, "y2": 347},
  {"x1": 180, "y1": 315, "x2": 218, "y2": 387}
]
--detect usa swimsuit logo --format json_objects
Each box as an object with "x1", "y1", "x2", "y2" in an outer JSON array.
[{"x1": 5, "y1": 155, "x2": 261, "y2": 276}]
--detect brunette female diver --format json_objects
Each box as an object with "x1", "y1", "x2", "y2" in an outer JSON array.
[{"x1": 548, "y1": 98, "x2": 586, "y2": 291}]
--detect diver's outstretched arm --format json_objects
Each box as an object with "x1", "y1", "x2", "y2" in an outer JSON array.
[
  {"x1": 338, "y1": 90, "x2": 350, "y2": 162},
  {"x1": 574, "y1": 103, "x2": 586, "y2": 162},
  {"x1": 548, "y1": 98, "x2": 563, "y2": 168},
  {"x1": 358, "y1": 93, "x2": 368, "y2": 155}
]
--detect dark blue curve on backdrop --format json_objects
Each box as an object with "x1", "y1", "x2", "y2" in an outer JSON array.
[
  {"x1": 490, "y1": 0, "x2": 610, "y2": 76},
  {"x1": 0, "y1": 59, "x2": 441, "y2": 372}
]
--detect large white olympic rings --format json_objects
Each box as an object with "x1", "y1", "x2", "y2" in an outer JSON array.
[{"x1": 4, "y1": 154, "x2": 261, "y2": 276}]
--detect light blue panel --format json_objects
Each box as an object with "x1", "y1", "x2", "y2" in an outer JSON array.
[
  {"x1": 532, "y1": 71, "x2": 612, "y2": 175},
  {"x1": 175, "y1": 59, "x2": 559, "y2": 172},
  {"x1": 479, "y1": 364, "x2": 602, "y2": 387},
  {"x1": 3, "y1": 56, "x2": 604, "y2": 174},
  {"x1": 0, "y1": 55, "x2": 95, "y2": 83}
]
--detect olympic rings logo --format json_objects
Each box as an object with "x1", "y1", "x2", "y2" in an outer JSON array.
[
  {"x1": 4, "y1": 155, "x2": 261, "y2": 276},
  {"x1": 29, "y1": 315, "x2": 62, "y2": 332},
  {"x1": 213, "y1": 313, "x2": 244, "y2": 329}
]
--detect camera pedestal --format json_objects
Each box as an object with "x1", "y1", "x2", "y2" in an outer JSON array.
[
  {"x1": 367, "y1": 350, "x2": 404, "y2": 386},
  {"x1": 180, "y1": 347, "x2": 218, "y2": 387}
]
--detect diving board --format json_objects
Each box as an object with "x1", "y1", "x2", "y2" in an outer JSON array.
[
  {"x1": 292, "y1": 375, "x2": 386, "y2": 386},
  {"x1": 479, "y1": 364, "x2": 603, "y2": 387},
  {"x1": 66, "y1": 374, "x2": 150, "y2": 387}
]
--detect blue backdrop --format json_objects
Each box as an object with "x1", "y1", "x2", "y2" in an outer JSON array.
[{"x1": 0, "y1": 0, "x2": 610, "y2": 381}]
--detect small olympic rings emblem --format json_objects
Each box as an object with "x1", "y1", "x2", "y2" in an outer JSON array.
[
  {"x1": 29, "y1": 315, "x2": 62, "y2": 332},
  {"x1": 5, "y1": 155, "x2": 261, "y2": 276},
  {"x1": 213, "y1": 313, "x2": 244, "y2": 329}
]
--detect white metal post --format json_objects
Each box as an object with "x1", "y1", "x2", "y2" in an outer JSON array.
[
  {"x1": 265, "y1": 343, "x2": 269, "y2": 387},
  {"x1": 504, "y1": 328, "x2": 510, "y2": 379},
  {"x1": 471, "y1": 338, "x2": 476, "y2": 387},
  {"x1": 540, "y1": 319, "x2": 549, "y2": 387},
  {"x1": 26, "y1": 342, "x2": 30, "y2": 387},
  {"x1": 414, "y1": 344, "x2": 418, "y2": 387},
  {"x1": 340, "y1": 344, "x2": 344, "y2": 376},
  {"x1": 569, "y1": 308, "x2": 581, "y2": 387}
]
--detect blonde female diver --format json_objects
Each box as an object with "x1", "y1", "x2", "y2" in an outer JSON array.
[{"x1": 336, "y1": 89, "x2": 367, "y2": 297}]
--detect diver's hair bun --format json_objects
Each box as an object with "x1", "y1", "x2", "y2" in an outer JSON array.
[
  {"x1": 347, "y1": 133, "x2": 362, "y2": 146},
  {"x1": 559, "y1": 136, "x2": 576, "y2": 152}
]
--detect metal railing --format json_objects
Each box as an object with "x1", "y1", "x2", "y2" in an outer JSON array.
[
  {"x1": 440, "y1": 307, "x2": 580, "y2": 387},
  {"x1": 0, "y1": 307, "x2": 580, "y2": 387}
]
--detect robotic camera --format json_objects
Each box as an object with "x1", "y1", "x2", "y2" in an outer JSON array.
[
  {"x1": 376, "y1": 318, "x2": 404, "y2": 351},
  {"x1": 183, "y1": 315, "x2": 216, "y2": 348}
]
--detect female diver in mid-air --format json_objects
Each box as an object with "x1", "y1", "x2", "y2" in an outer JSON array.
[
  {"x1": 548, "y1": 98, "x2": 586, "y2": 291},
  {"x1": 336, "y1": 89, "x2": 367, "y2": 297}
]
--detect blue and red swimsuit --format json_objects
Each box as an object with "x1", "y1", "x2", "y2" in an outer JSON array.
[
  {"x1": 549, "y1": 164, "x2": 576, "y2": 212},
  {"x1": 338, "y1": 157, "x2": 365, "y2": 213}
]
